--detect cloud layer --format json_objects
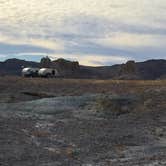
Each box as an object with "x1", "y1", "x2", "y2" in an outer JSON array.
[{"x1": 0, "y1": 0, "x2": 166, "y2": 66}]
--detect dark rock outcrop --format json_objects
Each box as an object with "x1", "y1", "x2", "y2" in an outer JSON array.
[
  {"x1": 0, "y1": 57, "x2": 165, "y2": 79},
  {"x1": 40, "y1": 56, "x2": 52, "y2": 68},
  {"x1": 51, "y1": 58, "x2": 80, "y2": 77},
  {"x1": 120, "y1": 61, "x2": 137, "y2": 75},
  {"x1": 114, "y1": 60, "x2": 140, "y2": 80}
]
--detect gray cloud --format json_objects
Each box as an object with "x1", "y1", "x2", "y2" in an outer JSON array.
[
  {"x1": 0, "y1": 0, "x2": 166, "y2": 65},
  {"x1": 0, "y1": 42, "x2": 54, "y2": 54},
  {"x1": 61, "y1": 40, "x2": 132, "y2": 56}
]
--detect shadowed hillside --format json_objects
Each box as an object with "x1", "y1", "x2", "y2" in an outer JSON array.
[
  {"x1": 0, "y1": 58, "x2": 39, "y2": 76},
  {"x1": 0, "y1": 57, "x2": 166, "y2": 79}
]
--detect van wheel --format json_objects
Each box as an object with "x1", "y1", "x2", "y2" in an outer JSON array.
[{"x1": 46, "y1": 73, "x2": 51, "y2": 78}]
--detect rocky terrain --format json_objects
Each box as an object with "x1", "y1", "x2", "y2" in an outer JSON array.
[
  {"x1": 0, "y1": 58, "x2": 166, "y2": 79},
  {"x1": 0, "y1": 77, "x2": 166, "y2": 165}
]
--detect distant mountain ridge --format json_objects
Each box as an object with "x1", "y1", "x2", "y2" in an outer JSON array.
[
  {"x1": 0, "y1": 58, "x2": 166, "y2": 80},
  {"x1": 0, "y1": 58, "x2": 40, "y2": 76}
]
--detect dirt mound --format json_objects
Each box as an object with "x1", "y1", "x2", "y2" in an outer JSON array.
[{"x1": 0, "y1": 92, "x2": 166, "y2": 165}]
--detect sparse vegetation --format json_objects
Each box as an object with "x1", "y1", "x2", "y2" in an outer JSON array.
[
  {"x1": 95, "y1": 95, "x2": 137, "y2": 117},
  {"x1": 0, "y1": 76, "x2": 165, "y2": 102},
  {"x1": 0, "y1": 76, "x2": 166, "y2": 165}
]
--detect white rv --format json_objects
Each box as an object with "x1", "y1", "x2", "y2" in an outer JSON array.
[
  {"x1": 38, "y1": 68, "x2": 58, "y2": 77},
  {"x1": 22, "y1": 67, "x2": 39, "y2": 77}
]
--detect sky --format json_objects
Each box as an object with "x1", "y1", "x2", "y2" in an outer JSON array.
[{"x1": 0, "y1": 0, "x2": 166, "y2": 66}]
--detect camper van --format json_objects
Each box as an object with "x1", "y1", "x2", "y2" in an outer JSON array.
[
  {"x1": 38, "y1": 68, "x2": 58, "y2": 77},
  {"x1": 22, "y1": 67, "x2": 39, "y2": 77}
]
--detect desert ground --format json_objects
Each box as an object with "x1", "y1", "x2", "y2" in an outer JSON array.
[{"x1": 0, "y1": 76, "x2": 166, "y2": 166}]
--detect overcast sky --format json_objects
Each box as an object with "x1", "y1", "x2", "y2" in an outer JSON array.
[{"x1": 0, "y1": 0, "x2": 166, "y2": 66}]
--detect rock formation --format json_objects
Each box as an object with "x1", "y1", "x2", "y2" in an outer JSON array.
[
  {"x1": 40, "y1": 56, "x2": 52, "y2": 68},
  {"x1": 51, "y1": 58, "x2": 80, "y2": 77}
]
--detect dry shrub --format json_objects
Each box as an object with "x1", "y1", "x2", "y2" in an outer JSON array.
[
  {"x1": 0, "y1": 76, "x2": 165, "y2": 103},
  {"x1": 31, "y1": 130, "x2": 50, "y2": 137},
  {"x1": 64, "y1": 147, "x2": 80, "y2": 158},
  {"x1": 95, "y1": 95, "x2": 136, "y2": 117}
]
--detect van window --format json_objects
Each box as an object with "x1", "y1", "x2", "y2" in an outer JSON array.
[{"x1": 52, "y1": 70, "x2": 55, "y2": 75}]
